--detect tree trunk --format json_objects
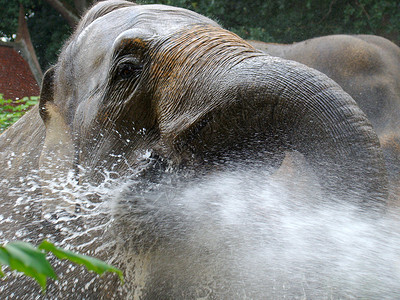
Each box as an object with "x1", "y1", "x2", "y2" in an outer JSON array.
[
  {"x1": 44, "y1": 0, "x2": 80, "y2": 28},
  {"x1": 14, "y1": 5, "x2": 43, "y2": 86}
]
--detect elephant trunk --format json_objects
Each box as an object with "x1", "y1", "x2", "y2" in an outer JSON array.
[
  {"x1": 176, "y1": 55, "x2": 388, "y2": 209},
  {"x1": 240, "y1": 57, "x2": 388, "y2": 207}
]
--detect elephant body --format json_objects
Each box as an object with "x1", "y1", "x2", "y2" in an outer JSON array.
[
  {"x1": 0, "y1": 2, "x2": 392, "y2": 298},
  {"x1": 250, "y1": 35, "x2": 400, "y2": 136}
]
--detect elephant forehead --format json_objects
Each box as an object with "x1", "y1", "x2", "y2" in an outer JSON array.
[
  {"x1": 70, "y1": 4, "x2": 219, "y2": 64},
  {"x1": 57, "y1": 4, "x2": 219, "y2": 105}
]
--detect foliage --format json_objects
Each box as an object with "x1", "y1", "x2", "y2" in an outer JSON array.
[
  {"x1": 0, "y1": 0, "x2": 399, "y2": 70},
  {"x1": 0, "y1": 241, "x2": 56, "y2": 292},
  {"x1": 38, "y1": 241, "x2": 124, "y2": 284},
  {"x1": 0, "y1": 240, "x2": 123, "y2": 293},
  {"x1": 0, "y1": 94, "x2": 39, "y2": 133},
  {"x1": 137, "y1": 0, "x2": 400, "y2": 44}
]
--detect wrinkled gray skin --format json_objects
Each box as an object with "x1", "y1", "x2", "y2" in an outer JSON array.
[
  {"x1": 0, "y1": 1, "x2": 389, "y2": 298},
  {"x1": 250, "y1": 35, "x2": 400, "y2": 201}
]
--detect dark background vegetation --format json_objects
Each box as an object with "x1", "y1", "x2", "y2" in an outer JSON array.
[{"x1": 1, "y1": 0, "x2": 399, "y2": 72}]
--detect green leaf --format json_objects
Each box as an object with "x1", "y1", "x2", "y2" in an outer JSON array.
[
  {"x1": 0, "y1": 247, "x2": 10, "y2": 278},
  {"x1": 39, "y1": 240, "x2": 124, "y2": 284},
  {"x1": 0, "y1": 247, "x2": 10, "y2": 266},
  {"x1": 0, "y1": 242, "x2": 57, "y2": 292}
]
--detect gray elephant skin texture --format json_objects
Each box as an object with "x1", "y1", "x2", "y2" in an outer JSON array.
[
  {"x1": 250, "y1": 35, "x2": 400, "y2": 201},
  {"x1": 0, "y1": 1, "x2": 391, "y2": 298}
]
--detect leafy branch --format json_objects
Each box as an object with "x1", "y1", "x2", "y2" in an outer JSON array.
[{"x1": 0, "y1": 240, "x2": 123, "y2": 293}]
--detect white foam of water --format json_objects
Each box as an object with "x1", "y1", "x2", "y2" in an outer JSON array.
[
  {"x1": 1, "y1": 157, "x2": 400, "y2": 299},
  {"x1": 105, "y1": 166, "x2": 400, "y2": 298}
]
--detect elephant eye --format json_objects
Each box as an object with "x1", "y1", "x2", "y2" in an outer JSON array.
[{"x1": 117, "y1": 62, "x2": 142, "y2": 80}]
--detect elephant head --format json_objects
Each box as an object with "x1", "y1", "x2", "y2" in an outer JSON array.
[{"x1": 38, "y1": 0, "x2": 387, "y2": 209}]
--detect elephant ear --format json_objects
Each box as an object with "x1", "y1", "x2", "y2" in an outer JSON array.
[{"x1": 39, "y1": 67, "x2": 76, "y2": 215}]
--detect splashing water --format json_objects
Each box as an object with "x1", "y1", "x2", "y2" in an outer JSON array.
[{"x1": 1, "y1": 152, "x2": 400, "y2": 299}]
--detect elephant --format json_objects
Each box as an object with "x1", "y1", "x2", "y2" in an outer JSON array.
[
  {"x1": 0, "y1": 1, "x2": 391, "y2": 298},
  {"x1": 249, "y1": 35, "x2": 400, "y2": 202}
]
